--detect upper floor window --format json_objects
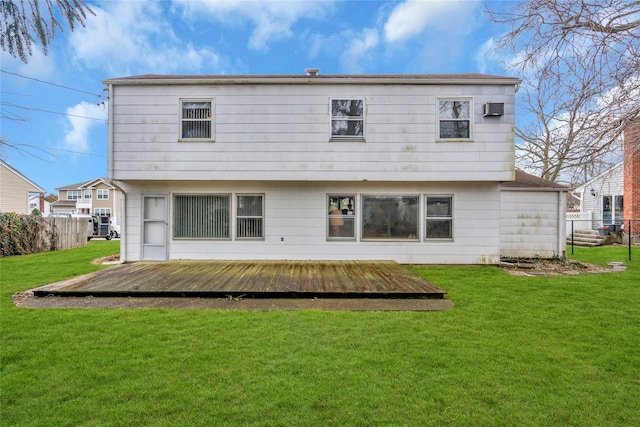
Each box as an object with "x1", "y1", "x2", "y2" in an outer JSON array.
[
  {"x1": 67, "y1": 190, "x2": 81, "y2": 200},
  {"x1": 438, "y1": 99, "x2": 472, "y2": 140},
  {"x1": 97, "y1": 189, "x2": 109, "y2": 200},
  {"x1": 331, "y1": 99, "x2": 364, "y2": 139},
  {"x1": 83, "y1": 190, "x2": 92, "y2": 199},
  {"x1": 181, "y1": 100, "x2": 213, "y2": 140}
]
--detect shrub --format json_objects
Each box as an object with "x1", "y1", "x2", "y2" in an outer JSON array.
[{"x1": 0, "y1": 212, "x2": 50, "y2": 257}]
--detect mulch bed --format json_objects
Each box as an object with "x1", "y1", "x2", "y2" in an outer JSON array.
[{"x1": 500, "y1": 257, "x2": 612, "y2": 276}]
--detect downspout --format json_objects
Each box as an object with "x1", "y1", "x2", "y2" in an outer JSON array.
[
  {"x1": 106, "y1": 84, "x2": 126, "y2": 263},
  {"x1": 107, "y1": 84, "x2": 114, "y2": 180},
  {"x1": 558, "y1": 190, "x2": 566, "y2": 258}
]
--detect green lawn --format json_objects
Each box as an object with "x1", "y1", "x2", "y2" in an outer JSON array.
[{"x1": 1, "y1": 242, "x2": 639, "y2": 426}]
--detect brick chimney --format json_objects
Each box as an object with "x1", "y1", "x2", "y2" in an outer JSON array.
[{"x1": 624, "y1": 120, "x2": 640, "y2": 235}]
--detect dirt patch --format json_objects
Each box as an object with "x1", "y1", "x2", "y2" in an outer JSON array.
[
  {"x1": 500, "y1": 257, "x2": 612, "y2": 276},
  {"x1": 91, "y1": 254, "x2": 120, "y2": 265}
]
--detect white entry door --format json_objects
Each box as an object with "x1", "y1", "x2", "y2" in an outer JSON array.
[{"x1": 142, "y1": 195, "x2": 168, "y2": 261}]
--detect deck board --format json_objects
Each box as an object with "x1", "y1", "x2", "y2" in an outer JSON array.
[{"x1": 32, "y1": 260, "x2": 446, "y2": 299}]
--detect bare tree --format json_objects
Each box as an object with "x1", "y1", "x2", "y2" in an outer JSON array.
[
  {"x1": 1, "y1": 0, "x2": 93, "y2": 63},
  {"x1": 487, "y1": 0, "x2": 640, "y2": 184}
]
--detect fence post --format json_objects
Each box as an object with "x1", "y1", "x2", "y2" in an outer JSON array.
[
  {"x1": 629, "y1": 220, "x2": 632, "y2": 262},
  {"x1": 571, "y1": 220, "x2": 574, "y2": 255}
]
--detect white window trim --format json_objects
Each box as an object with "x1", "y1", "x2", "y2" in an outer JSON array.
[
  {"x1": 173, "y1": 193, "x2": 232, "y2": 240},
  {"x1": 327, "y1": 194, "x2": 357, "y2": 241},
  {"x1": 235, "y1": 193, "x2": 265, "y2": 241},
  {"x1": 360, "y1": 194, "x2": 421, "y2": 242},
  {"x1": 436, "y1": 97, "x2": 473, "y2": 142},
  {"x1": 94, "y1": 208, "x2": 112, "y2": 216},
  {"x1": 425, "y1": 194, "x2": 454, "y2": 241},
  {"x1": 67, "y1": 190, "x2": 81, "y2": 200},
  {"x1": 179, "y1": 98, "x2": 215, "y2": 142},
  {"x1": 329, "y1": 97, "x2": 366, "y2": 142},
  {"x1": 97, "y1": 189, "x2": 109, "y2": 200}
]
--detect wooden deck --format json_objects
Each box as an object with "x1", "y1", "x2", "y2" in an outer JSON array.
[{"x1": 32, "y1": 261, "x2": 446, "y2": 299}]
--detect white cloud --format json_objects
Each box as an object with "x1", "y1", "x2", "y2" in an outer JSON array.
[
  {"x1": 384, "y1": 0, "x2": 479, "y2": 43},
  {"x1": 1, "y1": 48, "x2": 58, "y2": 81},
  {"x1": 63, "y1": 102, "x2": 107, "y2": 152},
  {"x1": 341, "y1": 28, "x2": 379, "y2": 73},
  {"x1": 173, "y1": 0, "x2": 333, "y2": 51},
  {"x1": 475, "y1": 37, "x2": 507, "y2": 74},
  {"x1": 68, "y1": 1, "x2": 222, "y2": 75}
]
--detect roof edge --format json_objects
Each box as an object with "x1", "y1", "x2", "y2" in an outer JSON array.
[
  {"x1": 103, "y1": 73, "x2": 521, "y2": 86},
  {"x1": 0, "y1": 159, "x2": 45, "y2": 193}
]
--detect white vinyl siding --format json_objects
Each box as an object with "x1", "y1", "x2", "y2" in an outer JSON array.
[
  {"x1": 109, "y1": 84, "x2": 514, "y2": 182},
  {"x1": 500, "y1": 190, "x2": 566, "y2": 258},
  {"x1": 120, "y1": 181, "x2": 502, "y2": 264}
]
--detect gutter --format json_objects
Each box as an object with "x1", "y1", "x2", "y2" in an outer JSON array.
[{"x1": 103, "y1": 75, "x2": 522, "y2": 87}]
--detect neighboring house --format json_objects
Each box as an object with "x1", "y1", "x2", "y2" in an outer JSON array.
[
  {"x1": 501, "y1": 170, "x2": 568, "y2": 258},
  {"x1": 569, "y1": 121, "x2": 640, "y2": 238},
  {"x1": 104, "y1": 72, "x2": 567, "y2": 264},
  {"x1": 0, "y1": 159, "x2": 45, "y2": 214},
  {"x1": 28, "y1": 195, "x2": 51, "y2": 215},
  {"x1": 571, "y1": 163, "x2": 624, "y2": 231},
  {"x1": 50, "y1": 178, "x2": 122, "y2": 224}
]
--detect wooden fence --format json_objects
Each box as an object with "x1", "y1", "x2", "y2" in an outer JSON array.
[
  {"x1": 0, "y1": 214, "x2": 89, "y2": 257},
  {"x1": 49, "y1": 217, "x2": 90, "y2": 250}
]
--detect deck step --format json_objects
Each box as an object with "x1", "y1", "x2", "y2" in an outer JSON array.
[{"x1": 566, "y1": 230, "x2": 607, "y2": 247}]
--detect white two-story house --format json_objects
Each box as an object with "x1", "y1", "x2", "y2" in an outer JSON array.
[{"x1": 104, "y1": 72, "x2": 548, "y2": 264}]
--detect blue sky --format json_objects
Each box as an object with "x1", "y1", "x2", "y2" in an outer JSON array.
[{"x1": 1, "y1": 0, "x2": 514, "y2": 195}]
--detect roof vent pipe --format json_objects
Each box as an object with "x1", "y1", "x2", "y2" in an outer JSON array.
[{"x1": 305, "y1": 68, "x2": 320, "y2": 76}]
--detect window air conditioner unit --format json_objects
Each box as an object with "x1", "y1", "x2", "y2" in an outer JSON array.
[{"x1": 484, "y1": 102, "x2": 504, "y2": 117}]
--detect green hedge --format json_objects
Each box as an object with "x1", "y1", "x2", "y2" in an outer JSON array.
[{"x1": 0, "y1": 213, "x2": 54, "y2": 257}]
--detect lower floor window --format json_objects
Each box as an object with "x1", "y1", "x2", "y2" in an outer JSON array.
[
  {"x1": 237, "y1": 194, "x2": 264, "y2": 239},
  {"x1": 327, "y1": 195, "x2": 356, "y2": 239},
  {"x1": 174, "y1": 194, "x2": 230, "y2": 239},
  {"x1": 362, "y1": 196, "x2": 419, "y2": 240},
  {"x1": 426, "y1": 196, "x2": 453, "y2": 239},
  {"x1": 94, "y1": 208, "x2": 111, "y2": 217}
]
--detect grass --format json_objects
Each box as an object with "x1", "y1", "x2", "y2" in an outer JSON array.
[{"x1": 1, "y1": 242, "x2": 639, "y2": 426}]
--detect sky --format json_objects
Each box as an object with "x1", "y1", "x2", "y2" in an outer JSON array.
[{"x1": 1, "y1": 0, "x2": 515, "y2": 195}]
